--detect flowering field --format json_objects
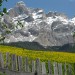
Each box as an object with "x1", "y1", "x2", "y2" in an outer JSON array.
[{"x1": 0, "y1": 45, "x2": 75, "y2": 63}]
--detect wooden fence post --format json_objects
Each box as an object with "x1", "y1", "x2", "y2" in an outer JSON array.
[
  {"x1": 36, "y1": 58, "x2": 41, "y2": 75},
  {"x1": 11, "y1": 54, "x2": 17, "y2": 71},
  {"x1": 74, "y1": 63, "x2": 75, "y2": 75},
  {"x1": 53, "y1": 62, "x2": 58, "y2": 75},
  {"x1": 0, "y1": 53, "x2": 4, "y2": 68},
  {"x1": 32, "y1": 60, "x2": 36, "y2": 73},
  {"x1": 68, "y1": 64, "x2": 72, "y2": 75},
  {"x1": 48, "y1": 61, "x2": 52, "y2": 75},
  {"x1": 17, "y1": 56, "x2": 23, "y2": 71},
  {"x1": 6, "y1": 52, "x2": 10, "y2": 69},
  {"x1": 64, "y1": 63, "x2": 67, "y2": 75},
  {"x1": 25, "y1": 57, "x2": 30, "y2": 72},
  {"x1": 58, "y1": 63, "x2": 62, "y2": 75},
  {"x1": 42, "y1": 62, "x2": 46, "y2": 75}
]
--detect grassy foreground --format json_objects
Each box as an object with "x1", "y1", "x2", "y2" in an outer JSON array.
[{"x1": 0, "y1": 45, "x2": 75, "y2": 63}]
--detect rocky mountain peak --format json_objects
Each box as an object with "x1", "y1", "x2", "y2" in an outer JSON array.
[
  {"x1": 8, "y1": 1, "x2": 29, "y2": 17},
  {"x1": 16, "y1": 1, "x2": 26, "y2": 6},
  {"x1": 46, "y1": 11, "x2": 67, "y2": 19}
]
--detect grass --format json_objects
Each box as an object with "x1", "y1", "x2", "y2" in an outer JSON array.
[{"x1": 0, "y1": 45, "x2": 75, "y2": 63}]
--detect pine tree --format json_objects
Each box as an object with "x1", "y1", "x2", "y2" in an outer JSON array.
[{"x1": 0, "y1": 0, "x2": 8, "y2": 16}]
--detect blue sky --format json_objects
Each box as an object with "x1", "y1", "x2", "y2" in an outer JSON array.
[{"x1": 2, "y1": 0, "x2": 75, "y2": 18}]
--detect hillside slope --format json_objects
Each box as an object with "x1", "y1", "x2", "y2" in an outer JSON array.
[{"x1": 1, "y1": 42, "x2": 75, "y2": 53}]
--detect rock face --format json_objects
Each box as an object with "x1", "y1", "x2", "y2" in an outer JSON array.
[{"x1": 0, "y1": 1, "x2": 75, "y2": 47}]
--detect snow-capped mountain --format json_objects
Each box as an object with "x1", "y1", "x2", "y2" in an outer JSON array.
[{"x1": 0, "y1": 1, "x2": 75, "y2": 47}]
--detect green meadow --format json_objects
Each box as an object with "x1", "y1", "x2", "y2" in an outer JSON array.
[{"x1": 0, "y1": 45, "x2": 75, "y2": 63}]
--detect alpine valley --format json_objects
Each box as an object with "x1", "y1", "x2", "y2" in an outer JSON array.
[{"x1": 0, "y1": 1, "x2": 75, "y2": 51}]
